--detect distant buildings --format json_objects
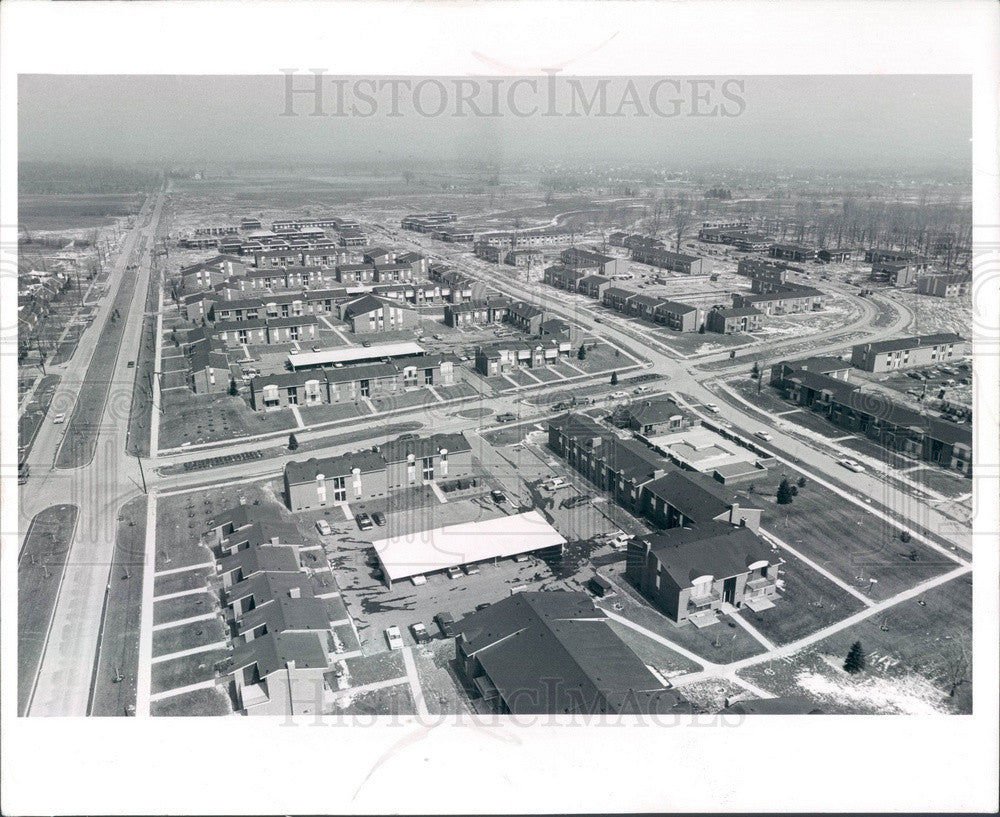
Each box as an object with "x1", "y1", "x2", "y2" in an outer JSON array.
[
  {"x1": 731, "y1": 283, "x2": 825, "y2": 316},
  {"x1": 849, "y1": 333, "x2": 965, "y2": 372},
  {"x1": 559, "y1": 247, "x2": 628, "y2": 277},
  {"x1": 705, "y1": 306, "x2": 763, "y2": 334},
  {"x1": 769, "y1": 243, "x2": 816, "y2": 262},
  {"x1": 737, "y1": 257, "x2": 788, "y2": 286},
  {"x1": 598, "y1": 288, "x2": 702, "y2": 332},
  {"x1": 283, "y1": 432, "x2": 473, "y2": 511},
  {"x1": 818, "y1": 248, "x2": 854, "y2": 263},
  {"x1": 337, "y1": 294, "x2": 420, "y2": 335},
  {"x1": 630, "y1": 245, "x2": 712, "y2": 275},
  {"x1": 917, "y1": 273, "x2": 972, "y2": 298}
]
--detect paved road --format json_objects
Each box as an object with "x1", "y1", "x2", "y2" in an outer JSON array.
[{"x1": 24, "y1": 188, "x2": 165, "y2": 716}]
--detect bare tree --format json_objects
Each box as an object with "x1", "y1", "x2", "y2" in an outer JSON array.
[{"x1": 938, "y1": 633, "x2": 971, "y2": 699}]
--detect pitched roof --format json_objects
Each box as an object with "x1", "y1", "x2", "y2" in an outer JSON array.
[
  {"x1": 642, "y1": 468, "x2": 747, "y2": 522},
  {"x1": 628, "y1": 399, "x2": 685, "y2": 426},
  {"x1": 852, "y1": 333, "x2": 965, "y2": 355},
  {"x1": 640, "y1": 521, "x2": 772, "y2": 588},
  {"x1": 379, "y1": 432, "x2": 471, "y2": 464},
  {"x1": 284, "y1": 449, "x2": 387, "y2": 485},
  {"x1": 455, "y1": 591, "x2": 688, "y2": 715},
  {"x1": 237, "y1": 594, "x2": 331, "y2": 636},
  {"x1": 230, "y1": 631, "x2": 329, "y2": 677},
  {"x1": 216, "y1": 543, "x2": 302, "y2": 578}
]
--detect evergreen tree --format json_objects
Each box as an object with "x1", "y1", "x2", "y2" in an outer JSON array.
[
  {"x1": 288, "y1": 433, "x2": 299, "y2": 451},
  {"x1": 610, "y1": 371, "x2": 619, "y2": 386},
  {"x1": 577, "y1": 344, "x2": 587, "y2": 360},
  {"x1": 228, "y1": 378, "x2": 238, "y2": 397},
  {"x1": 797, "y1": 476, "x2": 807, "y2": 488},
  {"x1": 844, "y1": 641, "x2": 866, "y2": 674},
  {"x1": 776, "y1": 477, "x2": 794, "y2": 505},
  {"x1": 698, "y1": 324, "x2": 706, "y2": 334}
]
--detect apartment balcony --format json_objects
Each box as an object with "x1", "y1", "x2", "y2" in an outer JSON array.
[
  {"x1": 745, "y1": 577, "x2": 777, "y2": 594},
  {"x1": 687, "y1": 590, "x2": 722, "y2": 609}
]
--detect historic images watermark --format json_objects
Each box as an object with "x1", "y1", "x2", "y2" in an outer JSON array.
[{"x1": 279, "y1": 71, "x2": 748, "y2": 119}]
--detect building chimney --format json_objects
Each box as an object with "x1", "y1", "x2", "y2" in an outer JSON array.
[
  {"x1": 289, "y1": 587, "x2": 301, "y2": 599},
  {"x1": 270, "y1": 536, "x2": 280, "y2": 545}
]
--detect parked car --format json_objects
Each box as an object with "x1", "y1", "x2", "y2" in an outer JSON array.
[
  {"x1": 512, "y1": 553, "x2": 530, "y2": 563},
  {"x1": 476, "y1": 603, "x2": 491, "y2": 611},
  {"x1": 432, "y1": 334, "x2": 444, "y2": 341},
  {"x1": 463, "y1": 563, "x2": 481, "y2": 575},
  {"x1": 495, "y1": 412, "x2": 517, "y2": 423},
  {"x1": 605, "y1": 531, "x2": 633, "y2": 550},
  {"x1": 312, "y1": 346, "x2": 321, "y2": 352},
  {"x1": 52, "y1": 413, "x2": 66, "y2": 424},
  {"x1": 384, "y1": 625, "x2": 404, "y2": 650},
  {"x1": 633, "y1": 385, "x2": 651, "y2": 394},
  {"x1": 372, "y1": 511, "x2": 387, "y2": 526},
  {"x1": 289, "y1": 348, "x2": 299, "y2": 355},
  {"x1": 490, "y1": 490, "x2": 508, "y2": 504},
  {"x1": 362, "y1": 340, "x2": 372, "y2": 347},
  {"x1": 410, "y1": 622, "x2": 432, "y2": 644},
  {"x1": 315, "y1": 519, "x2": 332, "y2": 535},
  {"x1": 411, "y1": 574, "x2": 427, "y2": 586},
  {"x1": 561, "y1": 494, "x2": 592, "y2": 509},
  {"x1": 542, "y1": 477, "x2": 569, "y2": 491},
  {"x1": 446, "y1": 565, "x2": 462, "y2": 579},
  {"x1": 838, "y1": 458, "x2": 866, "y2": 473},
  {"x1": 355, "y1": 513, "x2": 374, "y2": 531},
  {"x1": 705, "y1": 403, "x2": 720, "y2": 413},
  {"x1": 434, "y1": 612, "x2": 457, "y2": 637},
  {"x1": 609, "y1": 391, "x2": 629, "y2": 399},
  {"x1": 754, "y1": 431, "x2": 773, "y2": 441},
  {"x1": 552, "y1": 402, "x2": 571, "y2": 411}
]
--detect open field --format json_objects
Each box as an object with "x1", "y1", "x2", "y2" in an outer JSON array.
[
  {"x1": 739, "y1": 575, "x2": 972, "y2": 714},
  {"x1": 17, "y1": 504, "x2": 79, "y2": 716},
  {"x1": 151, "y1": 686, "x2": 232, "y2": 717},
  {"x1": 19, "y1": 193, "x2": 145, "y2": 231},
  {"x1": 158, "y1": 390, "x2": 297, "y2": 450},
  {"x1": 752, "y1": 478, "x2": 958, "y2": 597},
  {"x1": 89, "y1": 496, "x2": 146, "y2": 716}
]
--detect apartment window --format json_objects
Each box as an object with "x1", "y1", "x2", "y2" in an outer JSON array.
[
  {"x1": 422, "y1": 456, "x2": 434, "y2": 480},
  {"x1": 332, "y1": 476, "x2": 346, "y2": 503},
  {"x1": 287, "y1": 387, "x2": 298, "y2": 405}
]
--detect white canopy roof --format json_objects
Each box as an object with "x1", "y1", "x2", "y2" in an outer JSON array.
[
  {"x1": 287, "y1": 341, "x2": 425, "y2": 369},
  {"x1": 373, "y1": 510, "x2": 566, "y2": 582}
]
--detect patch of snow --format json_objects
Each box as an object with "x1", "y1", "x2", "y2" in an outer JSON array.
[{"x1": 794, "y1": 663, "x2": 949, "y2": 715}]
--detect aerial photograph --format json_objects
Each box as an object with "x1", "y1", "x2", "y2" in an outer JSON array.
[{"x1": 15, "y1": 73, "x2": 975, "y2": 722}]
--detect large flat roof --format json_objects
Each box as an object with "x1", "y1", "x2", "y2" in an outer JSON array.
[
  {"x1": 373, "y1": 510, "x2": 566, "y2": 583},
  {"x1": 287, "y1": 341, "x2": 425, "y2": 369}
]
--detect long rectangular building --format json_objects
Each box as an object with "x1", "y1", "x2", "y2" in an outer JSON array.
[{"x1": 849, "y1": 333, "x2": 965, "y2": 372}]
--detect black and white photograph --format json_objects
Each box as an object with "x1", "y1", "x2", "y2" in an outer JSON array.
[{"x1": 2, "y1": 2, "x2": 997, "y2": 815}]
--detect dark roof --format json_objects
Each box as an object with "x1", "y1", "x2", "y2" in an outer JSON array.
[
  {"x1": 786, "y1": 369, "x2": 860, "y2": 400},
  {"x1": 215, "y1": 297, "x2": 264, "y2": 311},
  {"x1": 640, "y1": 521, "x2": 772, "y2": 588},
  {"x1": 549, "y1": 412, "x2": 608, "y2": 442},
  {"x1": 727, "y1": 695, "x2": 825, "y2": 715},
  {"x1": 642, "y1": 468, "x2": 748, "y2": 523},
  {"x1": 628, "y1": 294, "x2": 667, "y2": 310},
  {"x1": 284, "y1": 449, "x2": 387, "y2": 485},
  {"x1": 604, "y1": 287, "x2": 636, "y2": 300},
  {"x1": 628, "y1": 399, "x2": 686, "y2": 426},
  {"x1": 737, "y1": 285, "x2": 824, "y2": 302},
  {"x1": 217, "y1": 543, "x2": 301, "y2": 577},
  {"x1": 714, "y1": 307, "x2": 762, "y2": 318},
  {"x1": 252, "y1": 371, "x2": 328, "y2": 391},
  {"x1": 237, "y1": 594, "x2": 331, "y2": 636},
  {"x1": 455, "y1": 591, "x2": 688, "y2": 715},
  {"x1": 508, "y1": 301, "x2": 544, "y2": 320},
  {"x1": 577, "y1": 274, "x2": 611, "y2": 287},
  {"x1": 323, "y1": 361, "x2": 400, "y2": 384},
  {"x1": 833, "y1": 392, "x2": 971, "y2": 447},
  {"x1": 225, "y1": 571, "x2": 317, "y2": 606},
  {"x1": 266, "y1": 315, "x2": 319, "y2": 328},
  {"x1": 379, "y1": 432, "x2": 471, "y2": 464},
  {"x1": 654, "y1": 299, "x2": 698, "y2": 314},
  {"x1": 852, "y1": 333, "x2": 965, "y2": 355},
  {"x1": 214, "y1": 318, "x2": 267, "y2": 332},
  {"x1": 230, "y1": 631, "x2": 329, "y2": 677},
  {"x1": 777, "y1": 356, "x2": 850, "y2": 374},
  {"x1": 342, "y1": 294, "x2": 411, "y2": 318},
  {"x1": 221, "y1": 519, "x2": 302, "y2": 550},
  {"x1": 602, "y1": 438, "x2": 668, "y2": 482}
]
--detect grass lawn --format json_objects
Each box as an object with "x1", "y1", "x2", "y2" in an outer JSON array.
[
  {"x1": 151, "y1": 686, "x2": 232, "y2": 716},
  {"x1": 151, "y1": 648, "x2": 231, "y2": 696},
  {"x1": 752, "y1": 477, "x2": 959, "y2": 597},
  {"x1": 17, "y1": 504, "x2": 79, "y2": 716},
  {"x1": 343, "y1": 650, "x2": 407, "y2": 686},
  {"x1": 596, "y1": 569, "x2": 765, "y2": 664},
  {"x1": 49, "y1": 324, "x2": 85, "y2": 365},
  {"x1": 370, "y1": 389, "x2": 436, "y2": 412},
  {"x1": 606, "y1": 620, "x2": 702, "y2": 676},
  {"x1": 505, "y1": 370, "x2": 538, "y2": 387},
  {"x1": 741, "y1": 551, "x2": 868, "y2": 647},
  {"x1": 333, "y1": 623, "x2": 361, "y2": 654},
  {"x1": 436, "y1": 382, "x2": 481, "y2": 400},
  {"x1": 152, "y1": 617, "x2": 227, "y2": 659},
  {"x1": 125, "y1": 261, "x2": 163, "y2": 456},
  {"x1": 55, "y1": 268, "x2": 140, "y2": 468},
  {"x1": 154, "y1": 592, "x2": 217, "y2": 626},
  {"x1": 739, "y1": 574, "x2": 972, "y2": 714},
  {"x1": 412, "y1": 639, "x2": 472, "y2": 715},
  {"x1": 89, "y1": 496, "x2": 147, "y2": 716},
  {"x1": 153, "y1": 567, "x2": 212, "y2": 599},
  {"x1": 297, "y1": 401, "x2": 368, "y2": 426},
  {"x1": 725, "y1": 377, "x2": 796, "y2": 416},
  {"x1": 158, "y1": 390, "x2": 297, "y2": 449},
  {"x1": 908, "y1": 466, "x2": 972, "y2": 499}
]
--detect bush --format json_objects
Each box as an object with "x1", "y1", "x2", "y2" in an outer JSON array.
[
  {"x1": 797, "y1": 476, "x2": 807, "y2": 488},
  {"x1": 776, "y1": 478, "x2": 794, "y2": 505},
  {"x1": 900, "y1": 530, "x2": 912, "y2": 543},
  {"x1": 288, "y1": 433, "x2": 299, "y2": 451}
]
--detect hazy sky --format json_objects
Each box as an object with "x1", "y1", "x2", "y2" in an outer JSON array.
[{"x1": 18, "y1": 74, "x2": 970, "y2": 173}]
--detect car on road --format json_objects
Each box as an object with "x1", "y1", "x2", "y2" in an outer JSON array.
[
  {"x1": 315, "y1": 519, "x2": 332, "y2": 535},
  {"x1": 361, "y1": 340, "x2": 372, "y2": 347},
  {"x1": 52, "y1": 413, "x2": 66, "y2": 424},
  {"x1": 312, "y1": 346, "x2": 321, "y2": 352},
  {"x1": 490, "y1": 489, "x2": 508, "y2": 504},
  {"x1": 633, "y1": 385, "x2": 651, "y2": 394},
  {"x1": 594, "y1": 318, "x2": 603, "y2": 324},
  {"x1": 384, "y1": 625, "x2": 404, "y2": 651},
  {"x1": 410, "y1": 622, "x2": 432, "y2": 644},
  {"x1": 561, "y1": 494, "x2": 592, "y2": 509},
  {"x1": 604, "y1": 531, "x2": 633, "y2": 550},
  {"x1": 838, "y1": 458, "x2": 866, "y2": 473},
  {"x1": 446, "y1": 565, "x2": 462, "y2": 579},
  {"x1": 754, "y1": 431, "x2": 773, "y2": 441},
  {"x1": 435, "y1": 612, "x2": 457, "y2": 637},
  {"x1": 495, "y1": 412, "x2": 517, "y2": 423},
  {"x1": 463, "y1": 564, "x2": 481, "y2": 576},
  {"x1": 705, "y1": 403, "x2": 720, "y2": 413},
  {"x1": 127, "y1": 360, "x2": 135, "y2": 368},
  {"x1": 417, "y1": 336, "x2": 429, "y2": 342},
  {"x1": 609, "y1": 391, "x2": 629, "y2": 399},
  {"x1": 355, "y1": 513, "x2": 374, "y2": 531},
  {"x1": 542, "y1": 477, "x2": 569, "y2": 491},
  {"x1": 372, "y1": 511, "x2": 387, "y2": 526},
  {"x1": 432, "y1": 334, "x2": 444, "y2": 341}
]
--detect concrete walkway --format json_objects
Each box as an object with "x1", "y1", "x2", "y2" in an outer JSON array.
[
  {"x1": 402, "y1": 647, "x2": 430, "y2": 717},
  {"x1": 154, "y1": 560, "x2": 214, "y2": 578},
  {"x1": 151, "y1": 640, "x2": 230, "y2": 665},
  {"x1": 135, "y1": 493, "x2": 158, "y2": 716},
  {"x1": 728, "y1": 612, "x2": 777, "y2": 652},
  {"x1": 148, "y1": 679, "x2": 218, "y2": 703},
  {"x1": 152, "y1": 612, "x2": 219, "y2": 632}
]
